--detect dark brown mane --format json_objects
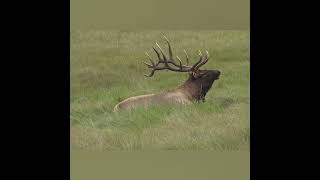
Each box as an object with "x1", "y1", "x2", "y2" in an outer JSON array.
[{"x1": 177, "y1": 72, "x2": 218, "y2": 102}]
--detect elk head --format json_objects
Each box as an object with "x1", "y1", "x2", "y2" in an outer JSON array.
[{"x1": 143, "y1": 36, "x2": 221, "y2": 102}]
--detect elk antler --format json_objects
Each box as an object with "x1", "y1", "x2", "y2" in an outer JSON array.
[{"x1": 144, "y1": 36, "x2": 210, "y2": 77}]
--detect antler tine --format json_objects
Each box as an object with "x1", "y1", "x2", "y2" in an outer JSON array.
[
  {"x1": 156, "y1": 42, "x2": 167, "y2": 61},
  {"x1": 162, "y1": 35, "x2": 173, "y2": 60},
  {"x1": 176, "y1": 56, "x2": 183, "y2": 70},
  {"x1": 145, "y1": 52, "x2": 155, "y2": 66},
  {"x1": 160, "y1": 36, "x2": 192, "y2": 69},
  {"x1": 144, "y1": 69, "x2": 156, "y2": 77},
  {"x1": 205, "y1": 50, "x2": 210, "y2": 58},
  {"x1": 143, "y1": 62, "x2": 153, "y2": 68},
  {"x1": 162, "y1": 36, "x2": 191, "y2": 69},
  {"x1": 195, "y1": 59, "x2": 209, "y2": 71},
  {"x1": 194, "y1": 50, "x2": 210, "y2": 71},
  {"x1": 191, "y1": 56, "x2": 203, "y2": 71},
  {"x1": 183, "y1": 49, "x2": 189, "y2": 65},
  {"x1": 152, "y1": 46, "x2": 162, "y2": 62},
  {"x1": 153, "y1": 45, "x2": 180, "y2": 67}
]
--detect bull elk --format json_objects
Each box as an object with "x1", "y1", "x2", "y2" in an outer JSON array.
[{"x1": 113, "y1": 36, "x2": 221, "y2": 112}]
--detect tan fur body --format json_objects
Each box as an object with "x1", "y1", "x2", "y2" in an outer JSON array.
[{"x1": 113, "y1": 88, "x2": 192, "y2": 112}]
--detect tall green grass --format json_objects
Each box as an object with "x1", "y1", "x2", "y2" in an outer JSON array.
[{"x1": 71, "y1": 30, "x2": 250, "y2": 151}]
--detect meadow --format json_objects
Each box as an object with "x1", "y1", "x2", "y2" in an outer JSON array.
[{"x1": 70, "y1": 30, "x2": 250, "y2": 151}]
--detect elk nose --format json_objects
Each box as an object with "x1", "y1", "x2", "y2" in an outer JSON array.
[{"x1": 217, "y1": 70, "x2": 221, "y2": 75}]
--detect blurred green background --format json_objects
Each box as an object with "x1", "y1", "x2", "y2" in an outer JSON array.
[{"x1": 71, "y1": 0, "x2": 249, "y2": 30}]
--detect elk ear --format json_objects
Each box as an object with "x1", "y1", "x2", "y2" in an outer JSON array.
[{"x1": 190, "y1": 71, "x2": 201, "y2": 79}]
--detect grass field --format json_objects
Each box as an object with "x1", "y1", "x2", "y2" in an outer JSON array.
[{"x1": 70, "y1": 30, "x2": 250, "y2": 151}]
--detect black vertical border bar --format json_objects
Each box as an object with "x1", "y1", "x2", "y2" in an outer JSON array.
[
  {"x1": 250, "y1": 0, "x2": 257, "y2": 179},
  {"x1": 56, "y1": 0, "x2": 70, "y2": 179},
  {"x1": 63, "y1": 0, "x2": 70, "y2": 179}
]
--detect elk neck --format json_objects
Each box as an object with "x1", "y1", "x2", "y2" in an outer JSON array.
[{"x1": 177, "y1": 78, "x2": 213, "y2": 102}]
